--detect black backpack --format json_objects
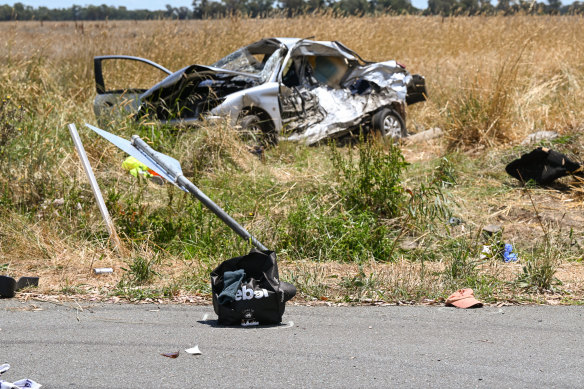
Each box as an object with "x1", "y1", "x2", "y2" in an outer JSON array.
[{"x1": 211, "y1": 249, "x2": 296, "y2": 326}]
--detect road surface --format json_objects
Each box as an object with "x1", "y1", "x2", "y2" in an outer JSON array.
[{"x1": 1, "y1": 300, "x2": 583, "y2": 388}]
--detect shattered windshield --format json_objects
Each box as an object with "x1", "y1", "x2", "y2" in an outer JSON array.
[{"x1": 212, "y1": 46, "x2": 281, "y2": 77}]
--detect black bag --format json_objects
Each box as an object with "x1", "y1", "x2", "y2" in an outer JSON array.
[
  {"x1": 211, "y1": 249, "x2": 296, "y2": 326},
  {"x1": 506, "y1": 147, "x2": 582, "y2": 185}
]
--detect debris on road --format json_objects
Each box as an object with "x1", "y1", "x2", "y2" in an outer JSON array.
[
  {"x1": 185, "y1": 346, "x2": 202, "y2": 355},
  {"x1": 68, "y1": 123, "x2": 124, "y2": 253},
  {"x1": 480, "y1": 243, "x2": 519, "y2": 262},
  {"x1": 481, "y1": 224, "x2": 502, "y2": 239},
  {"x1": 0, "y1": 276, "x2": 16, "y2": 298},
  {"x1": 161, "y1": 351, "x2": 180, "y2": 359},
  {"x1": 479, "y1": 225, "x2": 518, "y2": 262},
  {"x1": 211, "y1": 249, "x2": 296, "y2": 326},
  {"x1": 0, "y1": 364, "x2": 42, "y2": 389},
  {"x1": 480, "y1": 245, "x2": 494, "y2": 260},
  {"x1": 445, "y1": 288, "x2": 483, "y2": 309},
  {"x1": 217, "y1": 269, "x2": 246, "y2": 305}
]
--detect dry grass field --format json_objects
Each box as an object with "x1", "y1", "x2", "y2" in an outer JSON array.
[{"x1": 1, "y1": 15, "x2": 584, "y2": 305}]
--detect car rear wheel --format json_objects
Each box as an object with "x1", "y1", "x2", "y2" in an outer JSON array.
[
  {"x1": 238, "y1": 114, "x2": 276, "y2": 146},
  {"x1": 371, "y1": 108, "x2": 407, "y2": 139}
]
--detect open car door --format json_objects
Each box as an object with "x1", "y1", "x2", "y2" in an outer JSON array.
[{"x1": 93, "y1": 55, "x2": 172, "y2": 124}]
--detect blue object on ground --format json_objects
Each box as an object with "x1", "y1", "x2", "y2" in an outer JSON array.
[
  {"x1": 218, "y1": 269, "x2": 246, "y2": 305},
  {"x1": 503, "y1": 243, "x2": 518, "y2": 262}
]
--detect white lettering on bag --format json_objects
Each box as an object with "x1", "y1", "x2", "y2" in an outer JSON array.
[{"x1": 234, "y1": 285, "x2": 269, "y2": 301}]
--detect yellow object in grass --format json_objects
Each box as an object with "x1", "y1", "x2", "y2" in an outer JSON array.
[{"x1": 122, "y1": 156, "x2": 154, "y2": 179}]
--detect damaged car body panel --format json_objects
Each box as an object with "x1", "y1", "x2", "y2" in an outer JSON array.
[{"x1": 93, "y1": 38, "x2": 427, "y2": 144}]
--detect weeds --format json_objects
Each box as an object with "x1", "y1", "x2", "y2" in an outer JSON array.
[
  {"x1": 281, "y1": 264, "x2": 330, "y2": 299},
  {"x1": 517, "y1": 257, "x2": 559, "y2": 292},
  {"x1": 331, "y1": 136, "x2": 408, "y2": 218},
  {"x1": 280, "y1": 199, "x2": 396, "y2": 262},
  {"x1": 443, "y1": 236, "x2": 480, "y2": 282},
  {"x1": 514, "y1": 181, "x2": 559, "y2": 291},
  {"x1": 120, "y1": 256, "x2": 159, "y2": 285},
  {"x1": 403, "y1": 178, "x2": 451, "y2": 233},
  {"x1": 433, "y1": 157, "x2": 457, "y2": 188},
  {"x1": 340, "y1": 266, "x2": 382, "y2": 301}
]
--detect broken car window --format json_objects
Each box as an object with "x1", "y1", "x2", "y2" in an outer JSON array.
[
  {"x1": 212, "y1": 47, "x2": 280, "y2": 76},
  {"x1": 309, "y1": 56, "x2": 348, "y2": 89},
  {"x1": 258, "y1": 49, "x2": 284, "y2": 83}
]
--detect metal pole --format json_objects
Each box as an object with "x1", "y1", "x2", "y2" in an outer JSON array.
[
  {"x1": 68, "y1": 123, "x2": 123, "y2": 252},
  {"x1": 131, "y1": 136, "x2": 267, "y2": 251}
]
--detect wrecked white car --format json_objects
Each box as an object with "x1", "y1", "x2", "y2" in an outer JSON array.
[{"x1": 93, "y1": 38, "x2": 426, "y2": 145}]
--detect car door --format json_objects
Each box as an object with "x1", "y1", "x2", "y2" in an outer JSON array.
[{"x1": 93, "y1": 55, "x2": 173, "y2": 123}]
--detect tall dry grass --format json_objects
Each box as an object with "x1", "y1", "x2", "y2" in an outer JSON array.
[{"x1": 1, "y1": 16, "x2": 583, "y2": 146}]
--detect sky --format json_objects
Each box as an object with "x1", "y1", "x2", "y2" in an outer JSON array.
[{"x1": 2, "y1": 0, "x2": 571, "y2": 11}]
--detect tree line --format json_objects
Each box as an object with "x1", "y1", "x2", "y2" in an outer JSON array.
[{"x1": 1, "y1": 0, "x2": 583, "y2": 21}]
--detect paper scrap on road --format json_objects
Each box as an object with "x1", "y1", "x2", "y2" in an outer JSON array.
[
  {"x1": 185, "y1": 345, "x2": 202, "y2": 355},
  {"x1": 0, "y1": 378, "x2": 42, "y2": 389},
  {"x1": 0, "y1": 365, "x2": 42, "y2": 389}
]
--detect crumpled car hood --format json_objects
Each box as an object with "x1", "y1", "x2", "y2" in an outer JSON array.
[
  {"x1": 137, "y1": 65, "x2": 261, "y2": 121},
  {"x1": 140, "y1": 64, "x2": 260, "y2": 101}
]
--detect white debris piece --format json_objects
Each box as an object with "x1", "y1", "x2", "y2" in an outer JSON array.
[
  {"x1": 185, "y1": 345, "x2": 202, "y2": 355},
  {"x1": 0, "y1": 364, "x2": 42, "y2": 389},
  {"x1": 0, "y1": 379, "x2": 42, "y2": 389}
]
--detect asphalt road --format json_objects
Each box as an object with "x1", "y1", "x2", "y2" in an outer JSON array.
[{"x1": 1, "y1": 300, "x2": 583, "y2": 388}]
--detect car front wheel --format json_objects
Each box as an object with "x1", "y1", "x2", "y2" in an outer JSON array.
[
  {"x1": 371, "y1": 108, "x2": 407, "y2": 139},
  {"x1": 238, "y1": 114, "x2": 276, "y2": 146}
]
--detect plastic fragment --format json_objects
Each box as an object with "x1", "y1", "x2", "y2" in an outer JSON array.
[
  {"x1": 0, "y1": 378, "x2": 42, "y2": 389},
  {"x1": 480, "y1": 245, "x2": 492, "y2": 260},
  {"x1": 93, "y1": 268, "x2": 113, "y2": 274},
  {"x1": 503, "y1": 244, "x2": 518, "y2": 262},
  {"x1": 161, "y1": 351, "x2": 179, "y2": 358},
  {"x1": 185, "y1": 345, "x2": 202, "y2": 355},
  {"x1": 0, "y1": 366, "x2": 42, "y2": 389}
]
